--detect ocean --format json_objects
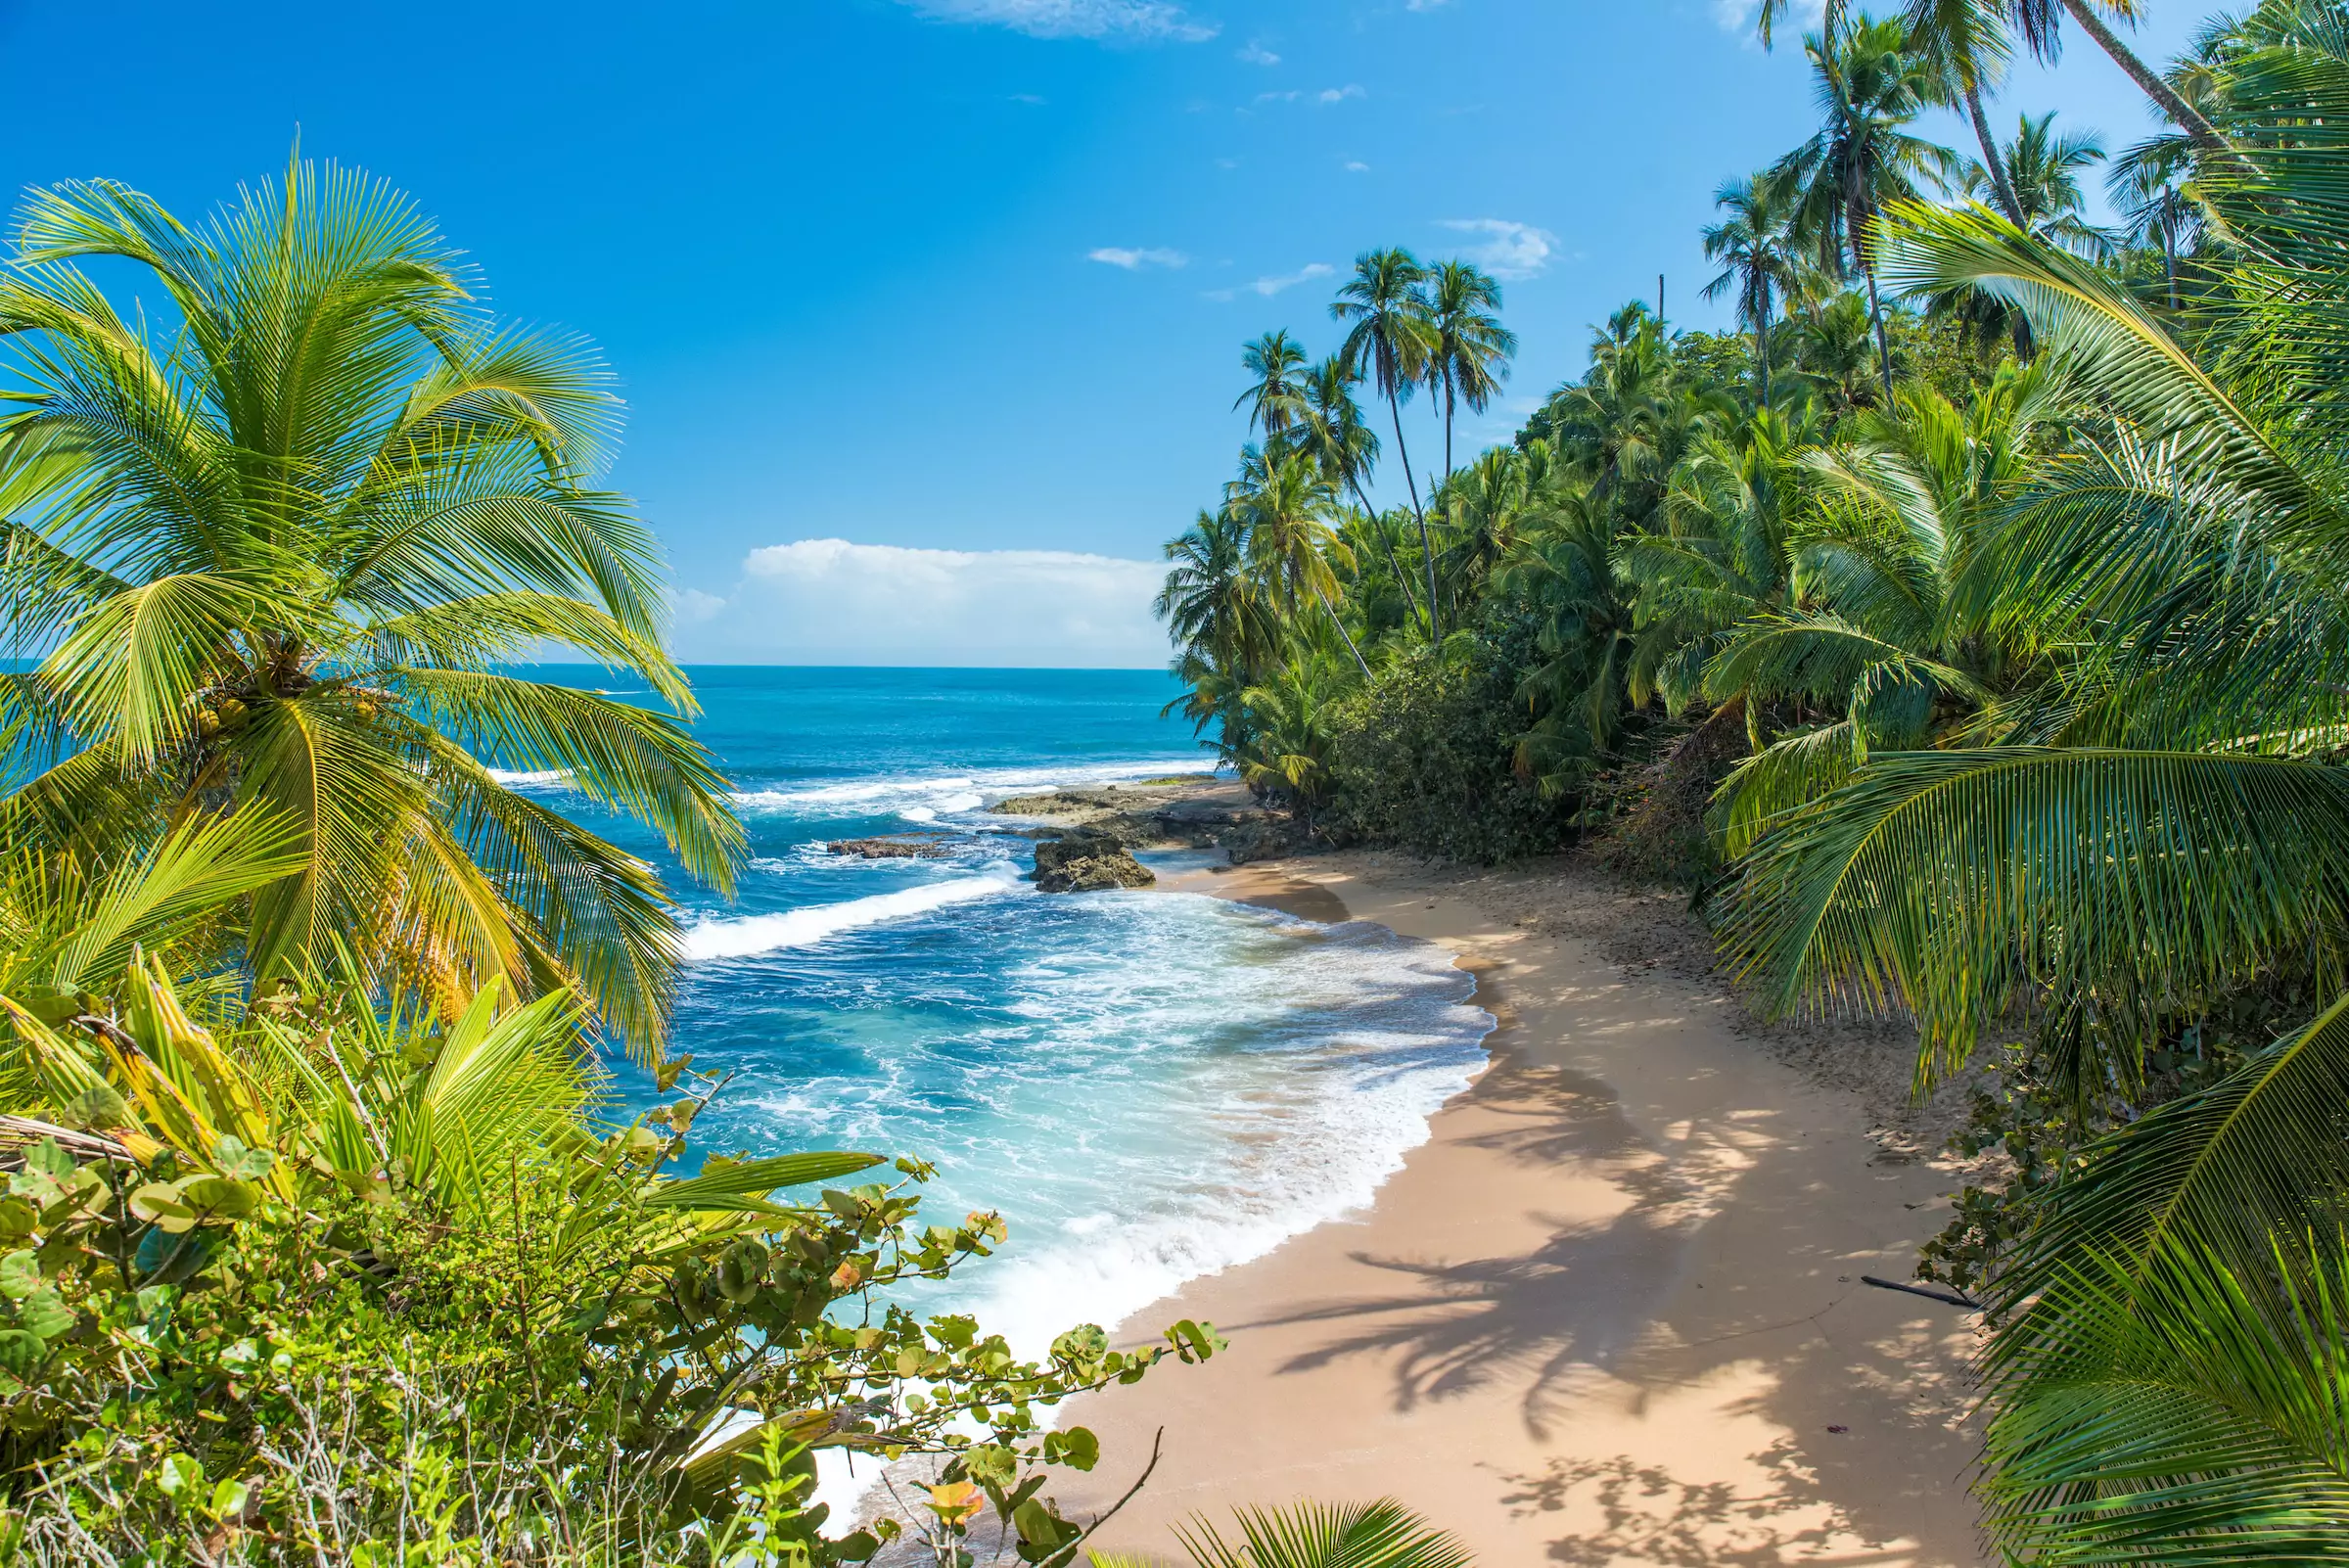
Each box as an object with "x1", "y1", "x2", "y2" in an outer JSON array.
[{"x1": 511, "y1": 666, "x2": 1495, "y2": 1355}]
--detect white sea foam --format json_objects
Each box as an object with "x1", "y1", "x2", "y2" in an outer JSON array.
[
  {"x1": 678, "y1": 867, "x2": 1024, "y2": 962},
  {"x1": 953, "y1": 917, "x2": 1492, "y2": 1359},
  {"x1": 487, "y1": 766, "x2": 572, "y2": 788},
  {"x1": 728, "y1": 757, "x2": 1211, "y2": 818}
]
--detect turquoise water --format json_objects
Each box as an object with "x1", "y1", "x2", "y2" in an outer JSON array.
[{"x1": 511, "y1": 667, "x2": 1493, "y2": 1352}]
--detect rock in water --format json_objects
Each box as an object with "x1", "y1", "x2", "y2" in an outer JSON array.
[
  {"x1": 827, "y1": 834, "x2": 953, "y2": 859},
  {"x1": 1031, "y1": 832, "x2": 1156, "y2": 893}
]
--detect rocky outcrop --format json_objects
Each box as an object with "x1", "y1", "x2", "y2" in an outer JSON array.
[
  {"x1": 1029, "y1": 831, "x2": 1156, "y2": 893},
  {"x1": 989, "y1": 779, "x2": 1293, "y2": 857},
  {"x1": 826, "y1": 834, "x2": 953, "y2": 859}
]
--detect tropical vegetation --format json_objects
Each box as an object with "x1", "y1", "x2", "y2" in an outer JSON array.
[
  {"x1": 1157, "y1": 0, "x2": 2349, "y2": 1552},
  {"x1": 0, "y1": 166, "x2": 1243, "y2": 1565}
]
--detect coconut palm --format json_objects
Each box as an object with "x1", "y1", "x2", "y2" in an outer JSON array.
[
  {"x1": 1772, "y1": 14, "x2": 1961, "y2": 406},
  {"x1": 1296, "y1": 354, "x2": 1424, "y2": 634},
  {"x1": 1088, "y1": 1499, "x2": 1473, "y2": 1568},
  {"x1": 1701, "y1": 172, "x2": 1805, "y2": 406},
  {"x1": 1759, "y1": 0, "x2": 2234, "y2": 157},
  {"x1": 1224, "y1": 444, "x2": 1370, "y2": 677},
  {"x1": 1944, "y1": 112, "x2": 2109, "y2": 354},
  {"x1": 1903, "y1": 0, "x2": 2029, "y2": 226},
  {"x1": 0, "y1": 164, "x2": 741, "y2": 1056},
  {"x1": 1235, "y1": 329, "x2": 1311, "y2": 444},
  {"x1": 1622, "y1": 408, "x2": 1820, "y2": 724},
  {"x1": 1704, "y1": 362, "x2": 2057, "y2": 859},
  {"x1": 1158, "y1": 504, "x2": 1286, "y2": 765},
  {"x1": 1424, "y1": 259, "x2": 1517, "y2": 482},
  {"x1": 1332, "y1": 249, "x2": 1444, "y2": 640}
]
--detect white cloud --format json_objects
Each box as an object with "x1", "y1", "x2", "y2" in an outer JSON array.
[
  {"x1": 1405, "y1": 0, "x2": 1452, "y2": 9},
  {"x1": 895, "y1": 0, "x2": 1218, "y2": 42},
  {"x1": 668, "y1": 540, "x2": 1169, "y2": 667},
  {"x1": 1254, "y1": 83, "x2": 1363, "y2": 107},
  {"x1": 1437, "y1": 217, "x2": 1558, "y2": 280},
  {"x1": 1009, "y1": 92, "x2": 1047, "y2": 104},
  {"x1": 1236, "y1": 39, "x2": 1279, "y2": 64},
  {"x1": 1344, "y1": 160, "x2": 1370, "y2": 172},
  {"x1": 1202, "y1": 261, "x2": 1333, "y2": 302},
  {"x1": 1087, "y1": 246, "x2": 1187, "y2": 269}
]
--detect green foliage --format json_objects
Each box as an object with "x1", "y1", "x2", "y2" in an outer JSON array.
[
  {"x1": 1321, "y1": 628, "x2": 1573, "y2": 864},
  {"x1": 0, "y1": 962, "x2": 1222, "y2": 1564}
]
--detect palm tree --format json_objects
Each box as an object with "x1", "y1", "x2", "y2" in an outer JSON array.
[
  {"x1": 0, "y1": 163, "x2": 741, "y2": 1055},
  {"x1": 1424, "y1": 259, "x2": 1517, "y2": 482},
  {"x1": 1945, "y1": 112, "x2": 2109, "y2": 354},
  {"x1": 1773, "y1": 14, "x2": 1960, "y2": 407},
  {"x1": 1234, "y1": 329, "x2": 1311, "y2": 444},
  {"x1": 1903, "y1": 0, "x2": 2029, "y2": 227},
  {"x1": 1296, "y1": 353, "x2": 1424, "y2": 635},
  {"x1": 1332, "y1": 249, "x2": 1445, "y2": 641},
  {"x1": 1704, "y1": 364, "x2": 2055, "y2": 855},
  {"x1": 1225, "y1": 445, "x2": 1371, "y2": 678},
  {"x1": 1701, "y1": 172, "x2": 1804, "y2": 407},
  {"x1": 1758, "y1": 0, "x2": 2235, "y2": 157},
  {"x1": 1091, "y1": 1499, "x2": 1473, "y2": 1568},
  {"x1": 2108, "y1": 135, "x2": 2202, "y2": 312},
  {"x1": 1713, "y1": 44, "x2": 2349, "y2": 1524}
]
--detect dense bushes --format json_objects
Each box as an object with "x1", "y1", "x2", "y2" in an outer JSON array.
[
  {"x1": 1321, "y1": 629, "x2": 1575, "y2": 864},
  {"x1": 0, "y1": 957, "x2": 1219, "y2": 1565}
]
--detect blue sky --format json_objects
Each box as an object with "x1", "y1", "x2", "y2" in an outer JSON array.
[{"x1": 1, "y1": 0, "x2": 2204, "y2": 664}]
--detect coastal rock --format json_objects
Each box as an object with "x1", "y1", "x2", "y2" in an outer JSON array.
[
  {"x1": 1220, "y1": 818, "x2": 1305, "y2": 865},
  {"x1": 826, "y1": 834, "x2": 953, "y2": 859},
  {"x1": 1030, "y1": 832, "x2": 1156, "y2": 893}
]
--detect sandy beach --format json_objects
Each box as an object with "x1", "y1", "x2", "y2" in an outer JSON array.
[{"x1": 1060, "y1": 849, "x2": 1990, "y2": 1566}]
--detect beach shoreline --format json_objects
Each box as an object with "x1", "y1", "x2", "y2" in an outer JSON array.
[{"x1": 1054, "y1": 847, "x2": 1991, "y2": 1566}]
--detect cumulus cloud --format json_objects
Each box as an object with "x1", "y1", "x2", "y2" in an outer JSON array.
[
  {"x1": 1202, "y1": 261, "x2": 1334, "y2": 302},
  {"x1": 668, "y1": 540, "x2": 1169, "y2": 668},
  {"x1": 1087, "y1": 246, "x2": 1187, "y2": 269},
  {"x1": 1438, "y1": 217, "x2": 1558, "y2": 280},
  {"x1": 895, "y1": 0, "x2": 1218, "y2": 42},
  {"x1": 1236, "y1": 39, "x2": 1279, "y2": 64}
]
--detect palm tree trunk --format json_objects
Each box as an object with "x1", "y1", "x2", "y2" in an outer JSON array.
[
  {"x1": 2060, "y1": 0, "x2": 2230, "y2": 152},
  {"x1": 1386, "y1": 390, "x2": 1444, "y2": 644},
  {"x1": 1343, "y1": 471, "x2": 1424, "y2": 633},
  {"x1": 1443, "y1": 370, "x2": 1455, "y2": 481},
  {"x1": 1862, "y1": 260, "x2": 1896, "y2": 407},
  {"x1": 1314, "y1": 582, "x2": 1374, "y2": 679},
  {"x1": 1964, "y1": 82, "x2": 2027, "y2": 228},
  {"x1": 1755, "y1": 295, "x2": 1773, "y2": 407}
]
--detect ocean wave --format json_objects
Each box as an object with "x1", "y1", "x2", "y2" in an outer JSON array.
[
  {"x1": 678, "y1": 868, "x2": 1024, "y2": 962},
  {"x1": 728, "y1": 757, "x2": 1212, "y2": 818},
  {"x1": 950, "y1": 914, "x2": 1491, "y2": 1356},
  {"x1": 487, "y1": 767, "x2": 572, "y2": 789},
  {"x1": 704, "y1": 898, "x2": 1493, "y2": 1361}
]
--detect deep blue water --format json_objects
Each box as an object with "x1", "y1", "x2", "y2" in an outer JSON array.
[{"x1": 507, "y1": 667, "x2": 1493, "y2": 1351}]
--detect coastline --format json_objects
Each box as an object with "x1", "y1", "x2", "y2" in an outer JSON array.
[{"x1": 1058, "y1": 848, "x2": 1990, "y2": 1566}]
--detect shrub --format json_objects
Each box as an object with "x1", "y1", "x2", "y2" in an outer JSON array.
[{"x1": 1322, "y1": 630, "x2": 1576, "y2": 864}]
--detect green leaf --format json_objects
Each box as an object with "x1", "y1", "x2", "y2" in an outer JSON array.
[
  {"x1": 18, "y1": 1287, "x2": 70, "y2": 1342},
  {"x1": 0, "y1": 1253, "x2": 40, "y2": 1302},
  {"x1": 0, "y1": 1331, "x2": 45, "y2": 1377}
]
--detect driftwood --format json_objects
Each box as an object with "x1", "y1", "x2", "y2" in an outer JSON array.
[{"x1": 1861, "y1": 1273, "x2": 1983, "y2": 1311}]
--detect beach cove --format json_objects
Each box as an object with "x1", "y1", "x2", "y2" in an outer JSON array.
[{"x1": 1064, "y1": 849, "x2": 1990, "y2": 1567}]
